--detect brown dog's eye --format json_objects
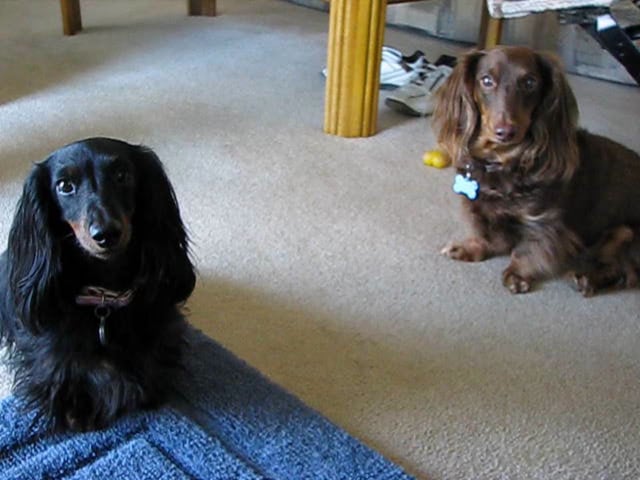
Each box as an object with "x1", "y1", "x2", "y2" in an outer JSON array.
[
  {"x1": 480, "y1": 75, "x2": 494, "y2": 89},
  {"x1": 56, "y1": 179, "x2": 76, "y2": 196},
  {"x1": 521, "y1": 76, "x2": 538, "y2": 92}
]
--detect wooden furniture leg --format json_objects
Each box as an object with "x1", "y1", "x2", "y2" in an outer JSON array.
[
  {"x1": 324, "y1": 0, "x2": 387, "y2": 137},
  {"x1": 188, "y1": 0, "x2": 217, "y2": 16},
  {"x1": 60, "y1": 0, "x2": 82, "y2": 36},
  {"x1": 478, "y1": 1, "x2": 503, "y2": 49}
]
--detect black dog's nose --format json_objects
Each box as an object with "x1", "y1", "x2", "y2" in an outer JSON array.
[
  {"x1": 495, "y1": 124, "x2": 517, "y2": 142},
  {"x1": 90, "y1": 223, "x2": 122, "y2": 248}
]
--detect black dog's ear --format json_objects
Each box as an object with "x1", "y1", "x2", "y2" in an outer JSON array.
[
  {"x1": 131, "y1": 146, "x2": 196, "y2": 304},
  {"x1": 8, "y1": 161, "x2": 62, "y2": 333}
]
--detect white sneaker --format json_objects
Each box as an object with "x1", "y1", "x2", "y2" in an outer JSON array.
[
  {"x1": 384, "y1": 64, "x2": 453, "y2": 116},
  {"x1": 379, "y1": 55, "x2": 426, "y2": 90},
  {"x1": 322, "y1": 46, "x2": 427, "y2": 90},
  {"x1": 381, "y1": 46, "x2": 426, "y2": 70}
]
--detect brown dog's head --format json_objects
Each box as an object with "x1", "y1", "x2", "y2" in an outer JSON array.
[{"x1": 433, "y1": 46, "x2": 579, "y2": 180}]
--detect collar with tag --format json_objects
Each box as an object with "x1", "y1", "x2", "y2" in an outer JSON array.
[
  {"x1": 75, "y1": 286, "x2": 134, "y2": 346},
  {"x1": 452, "y1": 159, "x2": 505, "y2": 200}
]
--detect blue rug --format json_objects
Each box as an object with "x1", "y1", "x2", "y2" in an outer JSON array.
[{"x1": 0, "y1": 328, "x2": 413, "y2": 479}]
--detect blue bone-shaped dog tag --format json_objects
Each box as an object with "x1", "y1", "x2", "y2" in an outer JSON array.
[{"x1": 453, "y1": 173, "x2": 479, "y2": 200}]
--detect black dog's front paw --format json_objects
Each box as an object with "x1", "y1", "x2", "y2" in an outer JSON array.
[
  {"x1": 35, "y1": 366, "x2": 150, "y2": 432},
  {"x1": 64, "y1": 404, "x2": 97, "y2": 432},
  {"x1": 53, "y1": 389, "x2": 103, "y2": 432}
]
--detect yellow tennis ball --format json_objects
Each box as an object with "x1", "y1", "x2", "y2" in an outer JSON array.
[{"x1": 422, "y1": 150, "x2": 451, "y2": 169}]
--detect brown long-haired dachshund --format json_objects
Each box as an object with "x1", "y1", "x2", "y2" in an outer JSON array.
[{"x1": 433, "y1": 45, "x2": 640, "y2": 295}]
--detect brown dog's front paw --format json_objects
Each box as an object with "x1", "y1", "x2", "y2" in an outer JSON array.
[
  {"x1": 502, "y1": 268, "x2": 532, "y2": 294},
  {"x1": 441, "y1": 238, "x2": 488, "y2": 262},
  {"x1": 573, "y1": 273, "x2": 595, "y2": 297},
  {"x1": 572, "y1": 267, "x2": 632, "y2": 297},
  {"x1": 441, "y1": 242, "x2": 471, "y2": 261}
]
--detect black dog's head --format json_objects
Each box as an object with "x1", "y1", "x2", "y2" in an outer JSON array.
[
  {"x1": 7, "y1": 137, "x2": 196, "y2": 332},
  {"x1": 47, "y1": 139, "x2": 137, "y2": 260}
]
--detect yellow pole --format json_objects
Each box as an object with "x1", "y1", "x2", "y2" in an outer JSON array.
[
  {"x1": 478, "y1": 2, "x2": 503, "y2": 49},
  {"x1": 324, "y1": 0, "x2": 387, "y2": 137}
]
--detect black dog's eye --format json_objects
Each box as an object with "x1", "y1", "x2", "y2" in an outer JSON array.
[
  {"x1": 114, "y1": 168, "x2": 132, "y2": 185},
  {"x1": 56, "y1": 179, "x2": 76, "y2": 196},
  {"x1": 480, "y1": 74, "x2": 495, "y2": 89}
]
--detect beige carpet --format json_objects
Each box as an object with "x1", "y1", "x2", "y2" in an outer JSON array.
[{"x1": 1, "y1": 1, "x2": 640, "y2": 479}]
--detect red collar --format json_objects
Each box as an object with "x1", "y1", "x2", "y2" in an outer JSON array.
[{"x1": 75, "y1": 286, "x2": 134, "y2": 309}]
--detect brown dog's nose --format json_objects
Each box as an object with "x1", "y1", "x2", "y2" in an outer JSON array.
[{"x1": 495, "y1": 123, "x2": 517, "y2": 143}]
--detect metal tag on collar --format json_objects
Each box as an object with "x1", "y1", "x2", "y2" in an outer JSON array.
[
  {"x1": 453, "y1": 172, "x2": 479, "y2": 200},
  {"x1": 94, "y1": 302, "x2": 111, "y2": 346}
]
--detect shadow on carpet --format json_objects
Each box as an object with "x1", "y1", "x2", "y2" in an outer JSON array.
[{"x1": 0, "y1": 328, "x2": 413, "y2": 479}]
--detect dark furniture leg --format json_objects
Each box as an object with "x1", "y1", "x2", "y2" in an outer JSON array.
[
  {"x1": 188, "y1": 0, "x2": 217, "y2": 16},
  {"x1": 60, "y1": 0, "x2": 82, "y2": 36}
]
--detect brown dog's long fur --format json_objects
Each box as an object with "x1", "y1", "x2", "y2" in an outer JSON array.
[{"x1": 433, "y1": 46, "x2": 640, "y2": 295}]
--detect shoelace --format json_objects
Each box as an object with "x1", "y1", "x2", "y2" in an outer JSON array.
[{"x1": 410, "y1": 65, "x2": 452, "y2": 92}]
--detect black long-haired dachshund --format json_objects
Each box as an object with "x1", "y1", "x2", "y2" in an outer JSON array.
[{"x1": 0, "y1": 137, "x2": 196, "y2": 431}]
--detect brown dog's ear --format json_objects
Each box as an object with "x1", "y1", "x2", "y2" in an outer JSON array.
[
  {"x1": 432, "y1": 49, "x2": 484, "y2": 167},
  {"x1": 529, "y1": 51, "x2": 579, "y2": 181},
  {"x1": 535, "y1": 51, "x2": 579, "y2": 128}
]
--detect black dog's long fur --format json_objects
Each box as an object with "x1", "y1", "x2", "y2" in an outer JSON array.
[{"x1": 0, "y1": 138, "x2": 196, "y2": 431}]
